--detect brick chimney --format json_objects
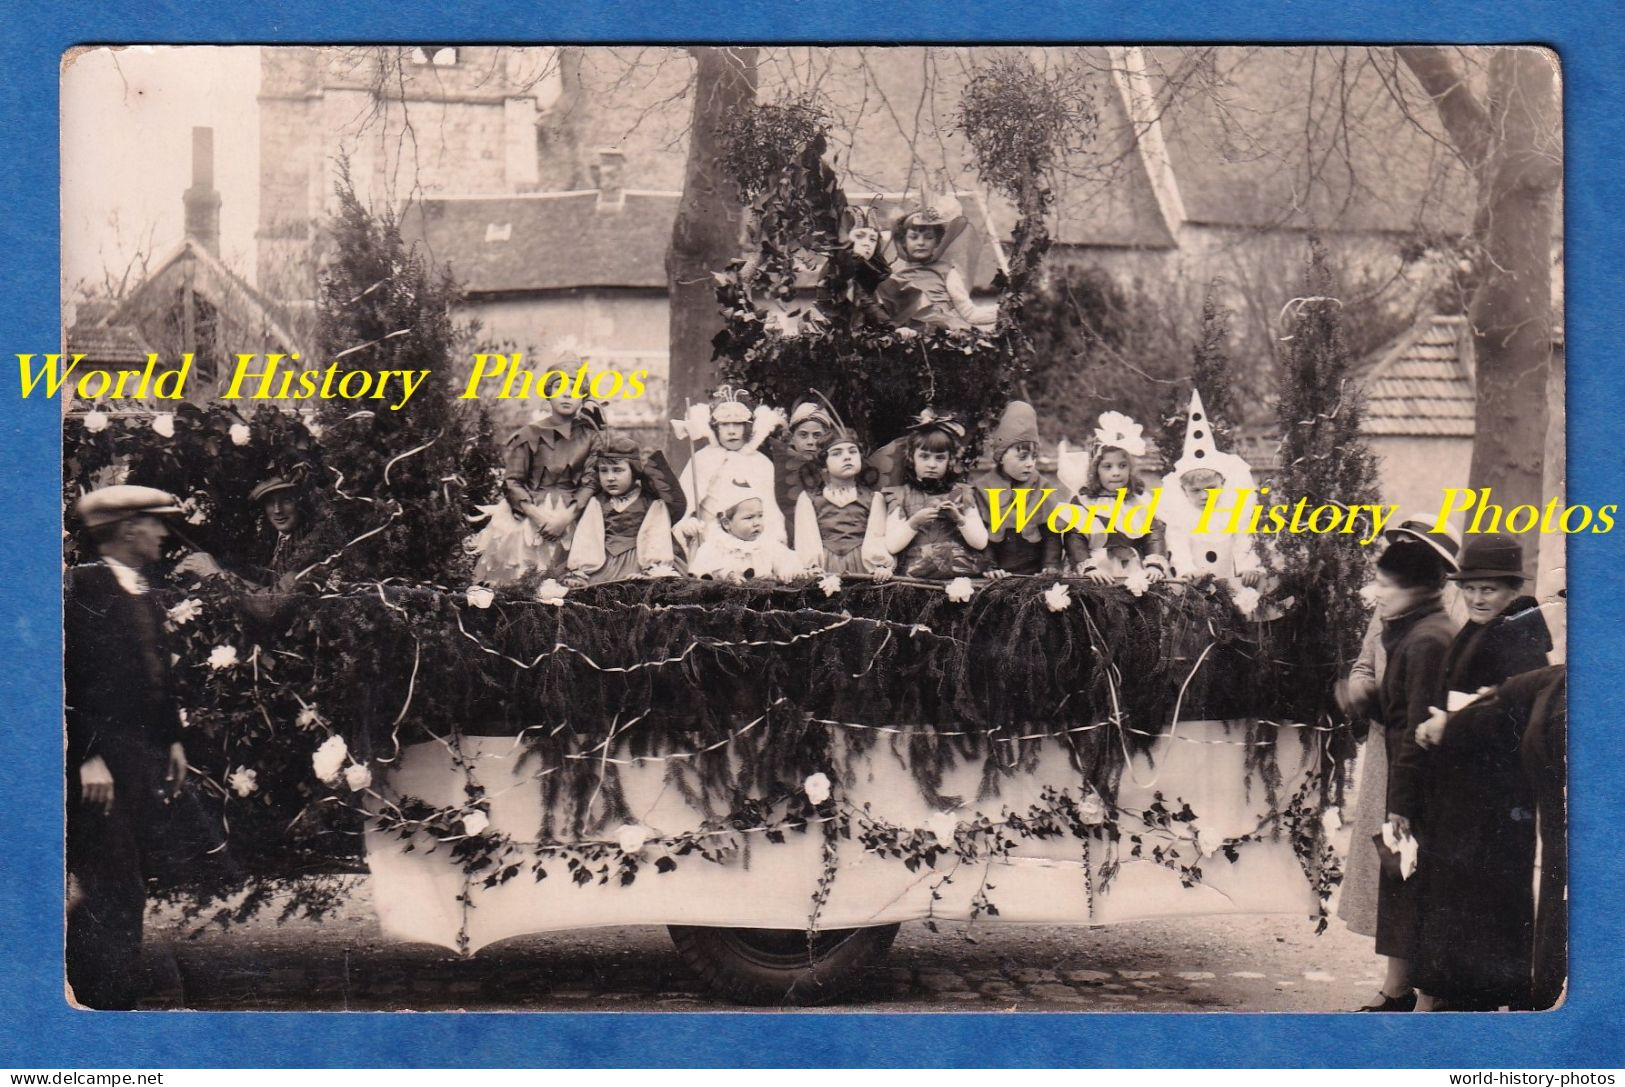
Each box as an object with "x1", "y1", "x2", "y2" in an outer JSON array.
[
  {"x1": 184, "y1": 126, "x2": 223, "y2": 256},
  {"x1": 594, "y1": 147, "x2": 625, "y2": 211}
]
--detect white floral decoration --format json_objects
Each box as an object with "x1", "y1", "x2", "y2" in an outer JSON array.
[
  {"x1": 616, "y1": 823, "x2": 650, "y2": 855},
  {"x1": 295, "y1": 704, "x2": 322, "y2": 730},
  {"x1": 927, "y1": 810, "x2": 958, "y2": 843},
  {"x1": 644, "y1": 562, "x2": 680, "y2": 580},
  {"x1": 1092, "y1": 411, "x2": 1147, "y2": 457},
  {"x1": 82, "y1": 410, "x2": 109, "y2": 433},
  {"x1": 229, "y1": 423, "x2": 251, "y2": 446},
  {"x1": 306, "y1": 420, "x2": 324, "y2": 440},
  {"x1": 461, "y1": 810, "x2": 490, "y2": 836},
  {"x1": 1042, "y1": 582, "x2": 1072, "y2": 612},
  {"x1": 1078, "y1": 790, "x2": 1107, "y2": 826},
  {"x1": 1233, "y1": 585, "x2": 1261, "y2": 616},
  {"x1": 1123, "y1": 569, "x2": 1152, "y2": 597},
  {"x1": 465, "y1": 586, "x2": 495, "y2": 609},
  {"x1": 151, "y1": 413, "x2": 176, "y2": 438},
  {"x1": 1358, "y1": 582, "x2": 1380, "y2": 609},
  {"x1": 944, "y1": 577, "x2": 974, "y2": 603},
  {"x1": 344, "y1": 762, "x2": 373, "y2": 791},
  {"x1": 167, "y1": 598, "x2": 203, "y2": 626},
  {"x1": 818, "y1": 574, "x2": 842, "y2": 598},
  {"x1": 1321, "y1": 806, "x2": 1344, "y2": 835},
  {"x1": 177, "y1": 707, "x2": 191, "y2": 729},
  {"x1": 206, "y1": 644, "x2": 239, "y2": 670},
  {"x1": 312, "y1": 734, "x2": 348, "y2": 786},
  {"x1": 227, "y1": 767, "x2": 258, "y2": 798},
  {"x1": 803, "y1": 772, "x2": 832, "y2": 806},
  {"x1": 536, "y1": 578, "x2": 569, "y2": 606}
]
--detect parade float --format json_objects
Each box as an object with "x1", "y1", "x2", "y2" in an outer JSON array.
[{"x1": 62, "y1": 61, "x2": 1375, "y2": 1005}]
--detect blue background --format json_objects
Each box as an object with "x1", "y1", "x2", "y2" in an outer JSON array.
[{"x1": 2, "y1": 1, "x2": 1619, "y2": 1069}]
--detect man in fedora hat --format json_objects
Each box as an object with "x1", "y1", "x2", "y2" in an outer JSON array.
[{"x1": 65, "y1": 485, "x2": 191, "y2": 1008}]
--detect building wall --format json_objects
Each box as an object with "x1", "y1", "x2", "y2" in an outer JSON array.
[
  {"x1": 455, "y1": 291, "x2": 672, "y2": 440},
  {"x1": 1368, "y1": 435, "x2": 1473, "y2": 524}
]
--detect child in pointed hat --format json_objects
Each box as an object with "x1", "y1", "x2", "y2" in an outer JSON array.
[
  {"x1": 1068, "y1": 411, "x2": 1169, "y2": 584},
  {"x1": 1159, "y1": 390, "x2": 1264, "y2": 589},
  {"x1": 566, "y1": 434, "x2": 687, "y2": 585},
  {"x1": 971, "y1": 401, "x2": 1066, "y2": 577}
]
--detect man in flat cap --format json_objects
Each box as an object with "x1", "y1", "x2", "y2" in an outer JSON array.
[
  {"x1": 175, "y1": 473, "x2": 336, "y2": 624},
  {"x1": 65, "y1": 485, "x2": 190, "y2": 1009}
]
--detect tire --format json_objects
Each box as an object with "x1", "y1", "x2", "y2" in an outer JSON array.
[{"x1": 668, "y1": 923, "x2": 901, "y2": 1006}]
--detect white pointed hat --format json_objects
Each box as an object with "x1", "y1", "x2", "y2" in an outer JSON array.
[{"x1": 1168, "y1": 388, "x2": 1255, "y2": 499}]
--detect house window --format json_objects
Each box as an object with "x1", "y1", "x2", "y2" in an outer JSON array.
[{"x1": 409, "y1": 46, "x2": 460, "y2": 67}]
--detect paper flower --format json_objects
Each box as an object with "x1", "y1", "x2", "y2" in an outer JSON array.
[
  {"x1": 818, "y1": 574, "x2": 842, "y2": 598},
  {"x1": 312, "y1": 734, "x2": 349, "y2": 786},
  {"x1": 1078, "y1": 790, "x2": 1107, "y2": 826},
  {"x1": 461, "y1": 810, "x2": 490, "y2": 836},
  {"x1": 178, "y1": 708, "x2": 191, "y2": 729},
  {"x1": 306, "y1": 420, "x2": 324, "y2": 440},
  {"x1": 803, "y1": 772, "x2": 832, "y2": 806},
  {"x1": 465, "y1": 586, "x2": 495, "y2": 609},
  {"x1": 616, "y1": 823, "x2": 650, "y2": 855},
  {"x1": 1042, "y1": 582, "x2": 1072, "y2": 612},
  {"x1": 644, "y1": 562, "x2": 680, "y2": 580},
  {"x1": 167, "y1": 598, "x2": 203, "y2": 626},
  {"x1": 151, "y1": 413, "x2": 176, "y2": 438},
  {"x1": 1123, "y1": 569, "x2": 1152, "y2": 597},
  {"x1": 927, "y1": 811, "x2": 958, "y2": 843},
  {"x1": 295, "y1": 704, "x2": 322, "y2": 730},
  {"x1": 536, "y1": 578, "x2": 569, "y2": 606},
  {"x1": 1092, "y1": 411, "x2": 1146, "y2": 457},
  {"x1": 229, "y1": 423, "x2": 251, "y2": 446},
  {"x1": 1233, "y1": 585, "x2": 1261, "y2": 616},
  {"x1": 82, "y1": 410, "x2": 109, "y2": 433},
  {"x1": 944, "y1": 577, "x2": 974, "y2": 603},
  {"x1": 344, "y1": 762, "x2": 373, "y2": 792},
  {"x1": 1321, "y1": 807, "x2": 1344, "y2": 835},
  {"x1": 185, "y1": 502, "x2": 208, "y2": 526},
  {"x1": 1358, "y1": 582, "x2": 1380, "y2": 609},
  {"x1": 206, "y1": 644, "x2": 239, "y2": 670},
  {"x1": 227, "y1": 767, "x2": 258, "y2": 798}
]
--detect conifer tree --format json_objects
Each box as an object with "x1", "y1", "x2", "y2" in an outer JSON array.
[
  {"x1": 1160, "y1": 283, "x2": 1239, "y2": 464},
  {"x1": 313, "y1": 168, "x2": 497, "y2": 583},
  {"x1": 1267, "y1": 240, "x2": 1381, "y2": 687}
]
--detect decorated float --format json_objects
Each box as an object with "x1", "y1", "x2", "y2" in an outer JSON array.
[{"x1": 63, "y1": 62, "x2": 1375, "y2": 1005}]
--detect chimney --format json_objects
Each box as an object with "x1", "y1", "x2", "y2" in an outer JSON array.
[
  {"x1": 595, "y1": 147, "x2": 625, "y2": 211},
  {"x1": 184, "y1": 127, "x2": 223, "y2": 256}
]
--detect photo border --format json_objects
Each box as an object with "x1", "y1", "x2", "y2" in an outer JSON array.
[{"x1": 3, "y1": 2, "x2": 1620, "y2": 1068}]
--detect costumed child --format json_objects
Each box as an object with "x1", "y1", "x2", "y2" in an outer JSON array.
[
  {"x1": 877, "y1": 191, "x2": 996, "y2": 333},
  {"x1": 880, "y1": 411, "x2": 989, "y2": 578},
  {"x1": 813, "y1": 205, "x2": 914, "y2": 332},
  {"x1": 565, "y1": 433, "x2": 686, "y2": 585},
  {"x1": 1066, "y1": 411, "x2": 1169, "y2": 584},
  {"x1": 688, "y1": 478, "x2": 805, "y2": 584},
  {"x1": 767, "y1": 398, "x2": 835, "y2": 543},
  {"x1": 792, "y1": 423, "x2": 894, "y2": 577},
  {"x1": 1159, "y1": 390, "x2": 1264, "y2": 590},
  {"x1": 971, "y1": 401, "x2": 1067, "y2": 577},
  {"x1": 470, "y1": 372, "x2": 601, "y2": 585},
  {"x1": 672, "y1": 385, "x2": 786, "y2": 554}
]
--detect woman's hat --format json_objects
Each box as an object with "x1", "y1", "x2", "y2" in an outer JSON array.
[
  {"x1": 1447, "y1": 532, "x2": 1532, "y2": 582},
  {"x1": 1383, "y1": 515, "x2": 1461, "y2": 571}
]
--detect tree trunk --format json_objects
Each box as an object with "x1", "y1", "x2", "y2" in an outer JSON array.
[
  {"x1": 666, "y1": 46, "x2": 757, "y2": 462},
  {"x1": 1401, "y1": 47, "x2": 1560, "y2": 525}
]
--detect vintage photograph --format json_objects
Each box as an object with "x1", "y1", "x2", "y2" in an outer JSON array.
[{"x1": 59, "y1": 44, "x2": 1565, "y2": 1013}]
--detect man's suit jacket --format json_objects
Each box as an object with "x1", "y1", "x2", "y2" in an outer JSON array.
[{"x1": 64, "y1": 562, "x2": 183, "y2": 773}]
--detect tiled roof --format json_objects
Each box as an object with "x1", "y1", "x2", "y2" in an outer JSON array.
[
  {"x1": 402, "y1": 189, "x2": 1008, "y2": 294},
  {"x1": 1359, "y1": 315, "x2": 1475, "y2": 437},
  {"x1": 65, "y1": 322, "x2": 154, "y2": 364}
]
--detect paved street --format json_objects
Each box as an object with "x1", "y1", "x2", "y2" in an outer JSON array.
[{"x1": 139, "y1": 872, "x2": 1379, "y2": 1013}]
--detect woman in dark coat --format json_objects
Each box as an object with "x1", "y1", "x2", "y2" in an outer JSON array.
[
  {"x1": 1358, "y1": 539, "x2": 1457, "y2": 1011},
  {"x1": 1399, "y1": 533, "x2": 1552, "y2": 1010}
]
